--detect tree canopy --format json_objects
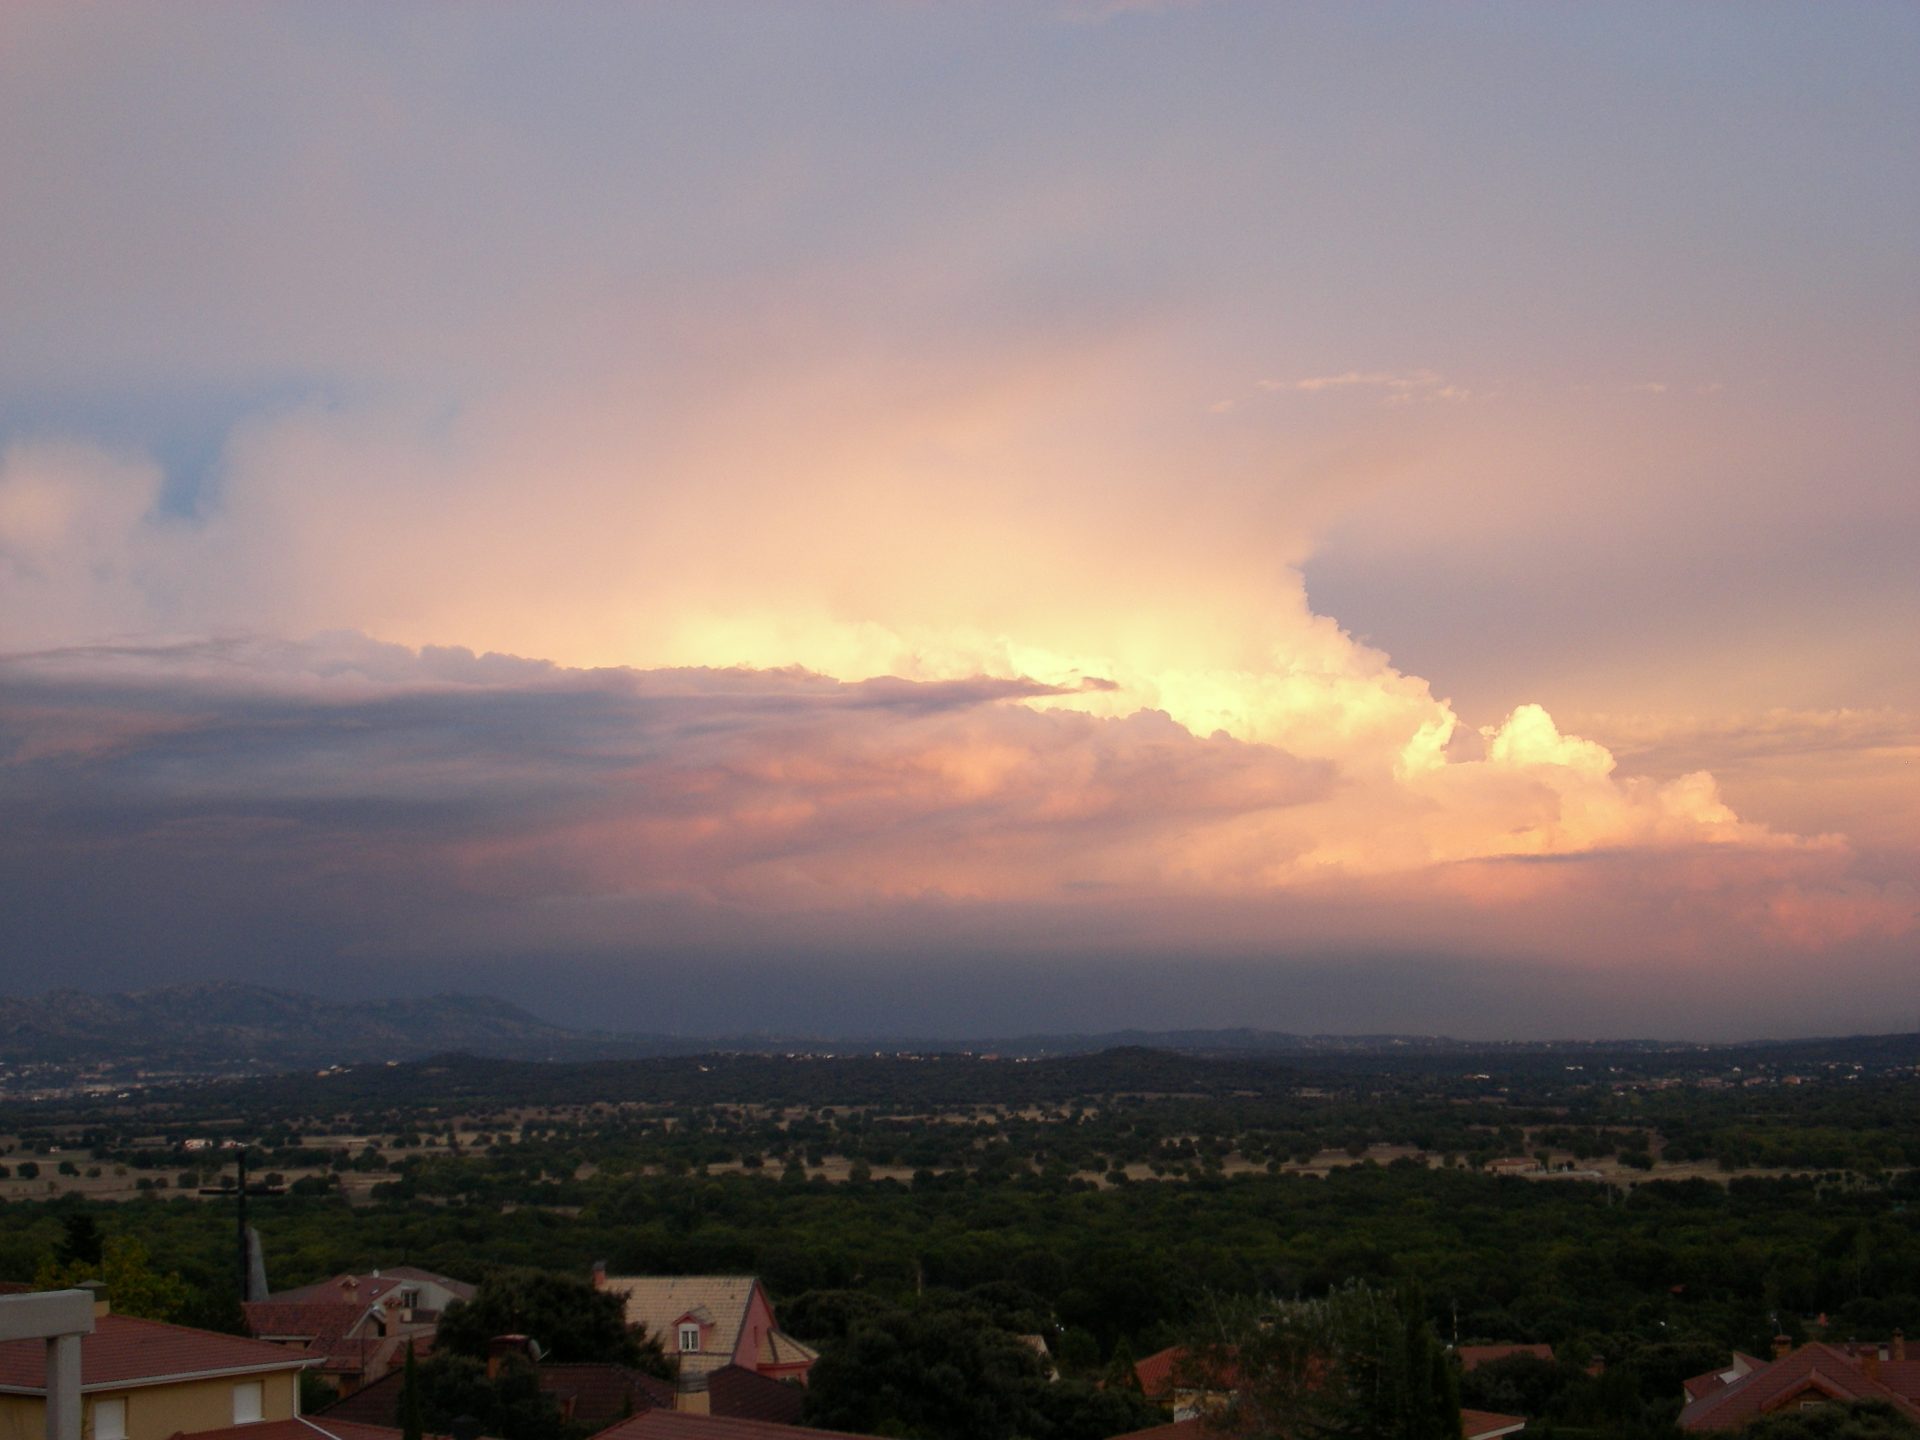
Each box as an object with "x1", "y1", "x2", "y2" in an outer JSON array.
[{"x1": 436, "y1": 1269, "x2": 641, "y2": 1367}]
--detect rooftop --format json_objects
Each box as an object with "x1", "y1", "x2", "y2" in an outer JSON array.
[{"x1": 0, "y1": 1313, "x2": 310, "y2": 1394}]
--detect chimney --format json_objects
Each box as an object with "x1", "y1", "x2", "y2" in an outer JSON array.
[
  {"x1": 1863, "y1": 1347, "x2": 1881, "y2": 1380},
  {"x1": 78, "y1": 1281, "x2": 110, "y2": 1319},
  {"x1": 1894, "y1": 1331, "x2": 1907, "y2": 1363},
  {"x1": 591, "y1": 1261, "x2": 607, "y2": 1289},
  {"x1": 1773, "y1": 1336, "x2": 1792, "y2": 1360}
]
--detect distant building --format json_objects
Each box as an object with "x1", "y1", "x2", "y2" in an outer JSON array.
[
  {"x1": 589, "y1": 1272, "x2": 816, "y2": 1388},
  {"x1": 244, "y1": 1268, "x2": 473, "y2": 1398},
  {"x1": 1680, "y1": 1335, "x2": 1920, "y2": 1430},
  {"x1": 1131, "y1": 1346, "x2": 1240, "y2": 1422}
]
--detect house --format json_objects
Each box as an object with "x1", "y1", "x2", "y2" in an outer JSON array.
[
  {"x1": 1679, "y1": 1335, "x2": 1920, "y2": 1431},
  {"x1": 1680, "y1": 1352, "x2": 1768, "y2": 1404},
  {"x1": 259, "y1": 1272, "x2": 472, "y2": 1319},
  {"x1": 244, "y1": 1270, "x2": 473, "y2": 1398},
  {"x1": 0, "y1": 1301, "x2": 310, "y2": 1440},
  {"x1": 1131, "y1": 1347, "x2": 1240, "y2": 1422},
  {"x1": 588, "y1": 1275, "x2": 815, "y2": 1387}
]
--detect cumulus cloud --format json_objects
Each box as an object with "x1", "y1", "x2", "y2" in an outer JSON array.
[
  {"x1": 2, "y1": 4, "x2": 1914, "y2": 1033},
  {"x1": 0, "y1": 442, "x2": 182, "y2": 647},
  {"x1": 4, "y1": 636, "x2": 1900, "y2": 985}
]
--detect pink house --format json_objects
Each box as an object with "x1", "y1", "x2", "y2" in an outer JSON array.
[{"x1": 590, "y1": 1272, "x2": 815, "y2": 1387}]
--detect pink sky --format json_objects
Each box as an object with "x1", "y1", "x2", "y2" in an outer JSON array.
[{"x1": 0, "y1": 4, "x2": 1914, "y2": 1036}]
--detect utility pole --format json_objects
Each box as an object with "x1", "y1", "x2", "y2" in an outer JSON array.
[{"x1": 198, "y1": 1148, "x2": 283, "y2": 1302}]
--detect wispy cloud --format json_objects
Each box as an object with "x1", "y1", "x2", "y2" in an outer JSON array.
[
  {"x1": 1254, "y1": 369, "x2": 1477, "y2": 404},
  {"x1": 1265, "y1": 369, "x2": 1446, "y2": 393}
]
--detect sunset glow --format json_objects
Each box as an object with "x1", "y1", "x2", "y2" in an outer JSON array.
[{"x1": 2, "y1": 3, "x2": 1915, "y2": 1037}]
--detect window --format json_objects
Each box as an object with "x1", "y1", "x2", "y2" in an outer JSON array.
[
  {"x1": 678, "y1": 1324, "x2": 700, "y2": 1353},
  {"x1": 232, "y1": 1381, "x2": 264, "y2": 1424},
  {"x1": 92, "y1": 1398, "x2": 127, "y2": 1440}
]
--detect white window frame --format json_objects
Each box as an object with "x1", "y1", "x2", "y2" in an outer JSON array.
[
  {"x1": 91, "y1": 1398, "x2": 127, "y2": 1440},
  {"x1": 678, "y1": 1323, "x2": 701, "y2": 1353},
  {"x1": 232, "y1": 1380, "x2": 265, "y2": 1424}
]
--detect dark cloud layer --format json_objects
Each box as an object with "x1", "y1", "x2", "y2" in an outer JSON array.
[{"x1": 3, "y1": 637, "x2": 1911, "y2": 1039}]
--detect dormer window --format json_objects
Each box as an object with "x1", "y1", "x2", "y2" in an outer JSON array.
[{"x1": 678, "y1": 1323, "x2": 700, "y2": 1352}]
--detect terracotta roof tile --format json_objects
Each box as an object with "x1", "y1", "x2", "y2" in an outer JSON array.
[
  {"x1": 1133, "y1": 1346, "x2": 1241, "y2": 1401},
  {"x1": 311, "y1": 1370, "x2": 404, "y2": 1427},
  {"x1": 535, "y1": 1363, "x2": 674, "y2": 1424},
  {"x1": 754, "y1": 1332, "x2": 817, "y2": 1371},
  {"x1": 1461, "y1": 1408, "x2": 1527, "y2": 1438},
  {"x1": 597, "y1": 1278, "x2": 755, "y2": 1363},
  {"x1": 1679, "y1": 1344, "x2": 1920, "y2": 1431},
  {"x1": 268, "y1": 1271, "x2": 473, "y2": 1309},
  {"x1": 0, "y1": 1314, "x2": 310, "y2": 1392},
  {"x1": 705, "y1": 1365, "x2": 804, "y2": 1426},
  {"x1": 244, "y1": 1304, "x2": 360, "y2": 1345}
]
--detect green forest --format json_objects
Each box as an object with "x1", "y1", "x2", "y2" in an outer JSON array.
[{"x1": 4, "y1": 1045, "x2": 1918, "y2": 1439}]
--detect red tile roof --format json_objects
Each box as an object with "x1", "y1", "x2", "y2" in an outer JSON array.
[
  {"x1": 172, "y1": 1419, "x2": 419, "y2": 1440},
  {"x1": 1681, "y1": 1353, "x2": 1767, "y2": 1403},
  {"x1": 1133, "y1": 1345, "x2": 1241, "y2": 1400},
  {"x1": 268, "y1": 1271, "x2": 473, "y2": 1309},
  {"x1": 1133, "y1": 1346, "x2": 1182, "y2": 1398},
  {"x1": 592, "y1": 1413, "x2": 870, "y2": 1440},
  {"x1": 1457, "y1": 1345, "x2": 1553, "y2": 1372},
  {"x1": 244, "y1": 1304, "x2": 361, "y2": 1345},
  {"x1": 311, "y1": 1370, "x2": 404, "y2": 1428},
  {"x1": 0, "y1": 1314, "x2": 310, "y2": 1392},
  {"x1": 1679, "y1": 1344, "x2": 1920, "y2": 1431},
  {"x1": 1462, "y1": 1409, "x2": 1527, "y2": 1438},
  {"x1": 1106, "y1": 1424, "x2": 1198, "y2": 1440},
  {"x1": 536, "y1": 1364, "x2": 675, "y2": 1424},
  {"x1": 705, "y1": 1365, "x2": 804, "y2": 1426}
]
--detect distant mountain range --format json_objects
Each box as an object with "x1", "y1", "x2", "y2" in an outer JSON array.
[
  {"x1": 2, "y1": 982, "x2": 1916, "y2": 1085},
  {"x1": 0, "y1": 983, "x2": 585, "y2": 1071}
]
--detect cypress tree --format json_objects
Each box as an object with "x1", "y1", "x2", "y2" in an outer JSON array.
[{"x1": 400, "y1": 1345, "x2": 425, "y2": 1440}]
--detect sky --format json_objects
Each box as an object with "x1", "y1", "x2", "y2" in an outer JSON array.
[{"x1": 2, "y1": 3, "x2": 1916, "y2": 1040}]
